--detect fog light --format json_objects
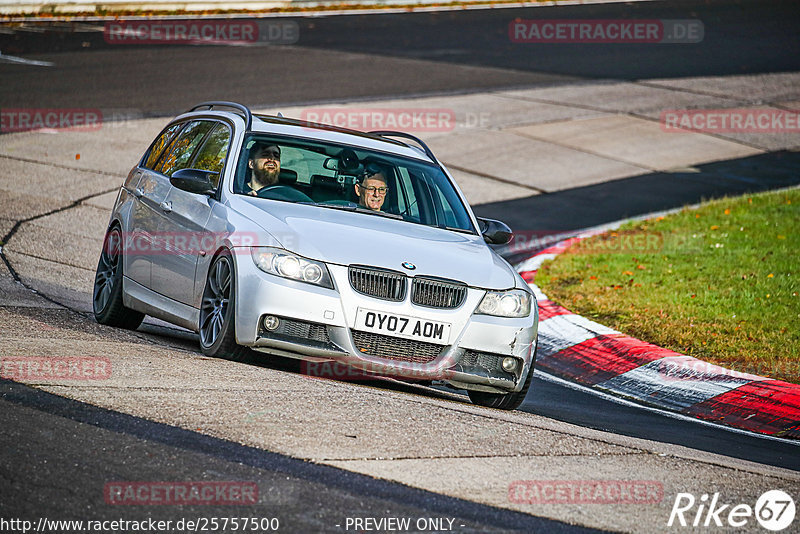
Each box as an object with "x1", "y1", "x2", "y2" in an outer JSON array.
[
  {"x1": 502, "y1": 357, "x2": 518, "y2": 373},
  {"x1": 262, "y1": 315, "x2": 280, "y2": 331}
]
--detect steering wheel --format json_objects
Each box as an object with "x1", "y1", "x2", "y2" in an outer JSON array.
[{"x1": 255, "y1": 185, "x2": 313, "y2": 202}]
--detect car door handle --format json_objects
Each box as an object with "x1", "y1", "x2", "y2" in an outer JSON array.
[
  {"x1": 134, "y1": 187, "x2": 144, "y2": 198},
  {"x1": 159, "y1": 201, "x2": 172, "y2": 213}
]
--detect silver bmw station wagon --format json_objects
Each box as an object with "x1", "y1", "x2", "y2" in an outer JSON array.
[{"x1": 93, "y1": 101, "x2": 538, "y2": 410}]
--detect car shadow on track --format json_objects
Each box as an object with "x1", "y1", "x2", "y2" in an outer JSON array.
[{"x1": 137, "y1": 320, "x2": 469, "y2": 405}]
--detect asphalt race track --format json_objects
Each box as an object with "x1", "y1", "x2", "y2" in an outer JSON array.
[
  {"x1": 1, "y1": 0, "x2": 799, "y2": 112},
  {"x1": 1, "y1": 380, "x2": 592, "y2": 533},
  {"x1": 2, "y1": 0, "x2": 800, "y2": 531}
]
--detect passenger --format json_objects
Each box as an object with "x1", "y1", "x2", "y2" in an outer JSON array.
[
  {"x1": 246, "y1": 143, "x2": 281, "y2": 195},
  {"x1": 354, "y1": 166, "x2": 389, "y2": 211}
]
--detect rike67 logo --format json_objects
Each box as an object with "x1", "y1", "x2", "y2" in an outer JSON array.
[{"x1": 668, "y1": 490, "x2": 795, "y2": 531}]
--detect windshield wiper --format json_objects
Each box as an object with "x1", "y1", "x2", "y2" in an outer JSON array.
[
  {"x1": 360, "y1": 208, "x2": 403, "y2": 220},
  {"x1": 313, "y1": 203, "x2": 356, "y2": 211}
]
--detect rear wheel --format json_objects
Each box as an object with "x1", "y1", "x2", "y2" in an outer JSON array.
[
  {"x1": 93, "y1": 226, "x2": 145, "y2": 330},
  {"x1": 198, "y1": 251, "x2": 250, "y2": 362}
]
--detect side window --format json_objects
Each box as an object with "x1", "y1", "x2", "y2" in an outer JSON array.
[
  {"x1": 190, "y1": 123, "x2": 231, "y2": 187},
  {"x1": 143, "y1": 123, "x2": 183, "y2": 170},
  {"x1": 155, "y1": 120, "x2": 215, "y2": 177}
]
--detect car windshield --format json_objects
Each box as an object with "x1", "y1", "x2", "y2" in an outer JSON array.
[{"x1": 234, "y1": 134, "x2": 476, "y2": 233}]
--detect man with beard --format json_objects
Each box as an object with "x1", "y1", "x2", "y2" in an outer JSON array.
[{"x1": 246, "y1": 143, "x2": 281, "y2": 195}]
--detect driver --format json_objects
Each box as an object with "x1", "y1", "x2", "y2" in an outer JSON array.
[
  {"x1": 246, "y1": 143, "x2": 281, "y2": 195},
  {"x1": 354, "y1": 166, "x2": 389, "y2": 211}
]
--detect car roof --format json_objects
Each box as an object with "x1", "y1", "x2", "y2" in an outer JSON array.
[
  {"x1": 251, "y1": 115, "x2": 435, "y2": 163},
  {"x1": 175, "y1": 102, "x2": 438, "y2": 165}
]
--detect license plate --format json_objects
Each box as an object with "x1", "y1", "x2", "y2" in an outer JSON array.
[{"x1": 355, "y1": 308, "x2": 451, "y2": 344}]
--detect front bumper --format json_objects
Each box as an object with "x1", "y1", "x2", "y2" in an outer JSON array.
[{"x1": 234, "y1": 254, "x2": 537, "y2": 393}]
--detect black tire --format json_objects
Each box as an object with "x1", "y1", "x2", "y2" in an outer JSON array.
[
  {"x1": 468, "y1": 346, "x2": 536, "y2": 410},
  {"x1": 93, "y1": 225, "x2": 145, "y2": 330},
  {"x1": 198, "y1": 251, "x2": 250, "y2": 362}
]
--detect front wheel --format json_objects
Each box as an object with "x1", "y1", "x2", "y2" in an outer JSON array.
[
  {"x1": 93, "y1": 226, "x2": 145, "y2": 330},
  {"x1": 198, "y1": 251, "x2": 250, "y2": 362}
]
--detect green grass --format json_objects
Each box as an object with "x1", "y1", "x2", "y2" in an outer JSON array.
[{"x1": 537, "y1": 188, "x2": 800, "y2": 384}]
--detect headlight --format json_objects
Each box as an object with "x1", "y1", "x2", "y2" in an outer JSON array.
[
  {"x1": 476, "y1": 289, "x2": 532, "y2": 318},
  {"x1": 250, "y1": 247, "x2": 334, "y2": 289}
]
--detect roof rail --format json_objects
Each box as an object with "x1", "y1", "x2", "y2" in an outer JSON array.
[
  {"x1": 368, "y1": 130, "x2": 436, "y2": 161},
  {"x1": 189, "y1": 101, "x2": 252, "y2": 130}
]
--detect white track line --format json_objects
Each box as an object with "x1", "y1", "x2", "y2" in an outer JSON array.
[{"x1": 0, "y1": 52, "x2": 53, "y2": 67}]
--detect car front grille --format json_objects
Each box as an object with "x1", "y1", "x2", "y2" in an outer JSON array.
[
  {"x1": 349, "y1": 265, "x2": 468, "y2": 309},
  {"x1": 411, "y1": 277, "x2": 467, "y2": 309},
  {"x1": 352, "y1": 330, "x2": 444, "y2": 363},
  {"x1": 349, "y1": 265, "x2": 406, "y2": 301}
]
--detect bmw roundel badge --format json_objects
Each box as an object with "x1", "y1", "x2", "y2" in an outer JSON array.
[{"x1": 401, "y1": 262, "x2": 416, "y2": 270}]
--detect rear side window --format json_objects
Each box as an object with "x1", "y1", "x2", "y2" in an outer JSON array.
[
  {"x1": 155, "y1": 120, "x2": 215, "y2": 177},
  {"x1": 190, "y1": 123, "x2": 231, "y2": 186},
  {"x1": 143, "y1": 123, "x2": 183, "y2": 170}
]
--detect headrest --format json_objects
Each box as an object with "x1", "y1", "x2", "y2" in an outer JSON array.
[
  {"x1": 357, "y1": 160, "x2": 390, "y2": 183},
  {"x1": 311, "y1": 174, "x2": 344, "y2": 190},
  {"x1": 278, "y1": 169, "x2": 297, "y2": 185}
]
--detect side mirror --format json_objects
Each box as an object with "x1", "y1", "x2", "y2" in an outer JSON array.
[
  {"x1": 170, "y1": 168, "x2": 217, "y2": 196},
  {"x1": 477, "y1": 217, "x2": 513, "y2": 245}
]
